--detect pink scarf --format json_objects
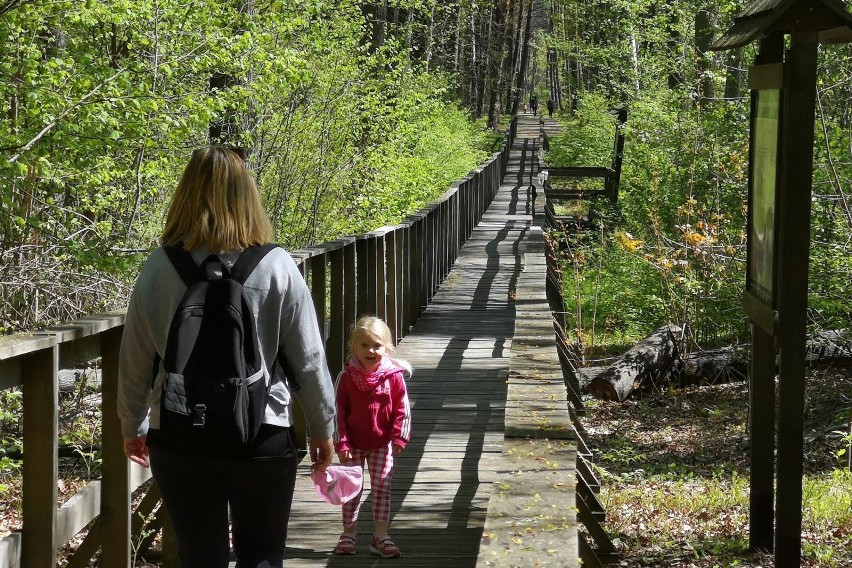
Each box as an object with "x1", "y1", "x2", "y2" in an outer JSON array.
[{"x1": 344, "y1": 358, "x2": 405, "y2": 392}]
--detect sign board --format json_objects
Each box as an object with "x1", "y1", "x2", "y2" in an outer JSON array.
[
  {"x1": 749, "y1": 87, "x2": 779, "y2": 304},
  {"x1": 743, "y1": 63, "x2": 783, "y2": 332}
]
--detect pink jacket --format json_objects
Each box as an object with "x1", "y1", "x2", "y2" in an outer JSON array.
[{"x1": 334, "y1": 358, "x2": 412, "y2": 452}]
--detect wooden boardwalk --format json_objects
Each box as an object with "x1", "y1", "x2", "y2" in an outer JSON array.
[{"x1": 280, "y1": 114, "x2": 577, "y2": 567}]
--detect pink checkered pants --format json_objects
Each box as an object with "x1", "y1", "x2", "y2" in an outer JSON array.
[{"x1": 341, "y1": 443, "x2": 394, "y2": 526}]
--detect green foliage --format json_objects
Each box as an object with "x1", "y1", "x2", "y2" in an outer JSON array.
[
  {"x1": 0, "y1": 390, "x2": 23, "y2": 496},
  {"x1": 544, "y1": 94, "x2": 614, "y2": 167},
  {"x1": 0, "y1": 0, "x2": 498, "y2": 332},
  {"x1": 545, "y1": 0, "x2": 850, "y2": 350},
  {"x1": 549, "y1": 90, "x2": 750, "y2": 348},
  {"x1": 557, "y1": 223, "x2": 668, "y2": 348}
]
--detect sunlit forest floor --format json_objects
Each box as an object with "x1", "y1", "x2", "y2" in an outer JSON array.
[{"x1": 584, "y1": 362, "x2": 852, "y2": 567}]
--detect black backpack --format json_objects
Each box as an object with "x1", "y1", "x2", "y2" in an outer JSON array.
[{"x1": 153, "y1": 243, "x2": 279, "y2": 457}]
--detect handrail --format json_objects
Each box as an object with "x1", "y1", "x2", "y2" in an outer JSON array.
[{"x1": 0, "y1": 117, "x2": 516, "y2": 567}]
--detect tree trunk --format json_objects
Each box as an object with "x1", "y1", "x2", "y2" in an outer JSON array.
[
  {"x1": 695, "y1": 8, "x2": 714, "y2": 102},
  {"x1": 587, "y1": 325, "x2": 684, "y2": 402},
  {"x1": 510, "y1": 0, "x2": 533, "y2": 115}
]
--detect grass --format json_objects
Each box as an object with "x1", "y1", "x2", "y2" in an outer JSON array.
[{"x1": 581, "y1": 368, "x2": 852, "y2": 567}]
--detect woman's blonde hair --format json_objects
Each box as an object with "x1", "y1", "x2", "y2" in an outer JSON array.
[
  {"x1": 348, "y1": 315, "x2": 395, "y2": 359},
  {"x1": 161, "y1": 146, "x2": 274, "y2": 251}
]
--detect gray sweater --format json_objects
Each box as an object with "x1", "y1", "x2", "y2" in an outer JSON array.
[{"x1": 117, "y1": 245, "x2": 336, "y2": 442}]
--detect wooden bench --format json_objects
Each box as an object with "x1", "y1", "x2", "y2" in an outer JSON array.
[{"x1": 541, "y1": 107, "x2": 627, "y2": 230}]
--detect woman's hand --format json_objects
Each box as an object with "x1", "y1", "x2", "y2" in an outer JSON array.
[
  {"x1": 310, "y1": 437, "x2": 334, "y2": 471},
  {"x1": 123, "y1": 436, "x2": 149, "y2": 468}
]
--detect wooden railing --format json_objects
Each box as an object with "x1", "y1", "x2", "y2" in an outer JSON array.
[
  {"x1": 537, "y1": 119, "x2": 619, "y2": 567},
  {"x1": 0, "y1": 118, "x2": 516, "y2": 568}
]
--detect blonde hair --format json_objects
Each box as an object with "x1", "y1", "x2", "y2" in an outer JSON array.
[
  {"x1": 161, "y1": 146, "x2": 274, "y2": 251},
  {"x1": 348, "y1": 315, "x2": 395, "y2": 359}
]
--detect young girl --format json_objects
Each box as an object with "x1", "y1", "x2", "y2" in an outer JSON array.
[{"x1": 333, "y1": 315, "x2": 412, "y2": 558}]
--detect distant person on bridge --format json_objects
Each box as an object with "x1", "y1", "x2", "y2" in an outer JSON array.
[
  {"x1": 547, "y1": 98, "x2": 555, "y2": 118},
  {"x1": 117, "y1": 146, "x2": 337, "y2": 568},
  {"x1": 333, "y1": 316, "x2": 412, "y2": 558},
  {"x1": 530, "y1": 93, "x2": 538, "y2": 116}
]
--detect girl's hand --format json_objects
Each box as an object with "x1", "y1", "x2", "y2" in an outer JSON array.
[
  {"x1": 337, "y1": 450, "x2": 352, "y2": 463},
  {"x1": 123, "y1": 436, "x2": 149, "y2": 468},
  {"x1": 392, "y1": 444, "x2": 403, "y2": 456}
]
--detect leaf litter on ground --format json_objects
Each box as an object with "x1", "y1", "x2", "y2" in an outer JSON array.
[{"x1": 582, "y1": 361, "x2": 852, "y2": 567}]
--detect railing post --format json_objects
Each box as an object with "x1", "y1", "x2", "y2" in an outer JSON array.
[
  {"x1": 356, "y1": 236, "x2": 370, "y2": 317},
  {"x1": 400, "y1": 225, "x2": 413, "y2": 336},
  {"x1": 366, "y1": 234, "x2": 379, "y2": 318},
  {"x1": 343, "y1": 238, "x2": 357, "y2": 339},
  {"x1": 21, "y1": 341, "x2": 59, "y2": 568},
  {"x1": 411, "y1": 216, "x2": 425, "y2": 323},
  {"x1": 477, "y1": 170, "x2": 485, "y2": 223},
  {"x1": 385, "y1": 230, "x2": 399, "y2": 344},
  {"x1": 427, "y1": 209, "x2": 436, "y2": 300},
  {"x1": 329, "y1": 246, "x2": 346, "y2": 377},
  {"x1": 451, "y1": 190, "x2": 460, "y2": 265},
  {"x1": 309, "y1": 253, "x2": 327, "y2": 341},
  {"x1": 459, "y1": 179, "x2": 470, "y2": 245},
  {"x1": 375, "y1": 232, "x2": 387, "y2": 322},
  {"x1": 439, "y1": 201, "x2": 448, "y2": 281},
  {"x1": 100, "y1": 325, "x2": 131, "y2": 568}
]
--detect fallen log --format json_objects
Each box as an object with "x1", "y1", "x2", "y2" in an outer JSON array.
[
  {"x1": 588, "y1": 324, "x2": 684, "y2": 402},
  {"x1": 682, "y1": 347, "x2": 748, "y2": 385}
]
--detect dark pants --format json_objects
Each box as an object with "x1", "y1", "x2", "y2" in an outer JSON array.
[{"x1": 149, "y1": 427, "x2": 298, "y2": 568}]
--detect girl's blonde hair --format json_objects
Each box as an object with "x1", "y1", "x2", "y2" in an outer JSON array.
[
  {"x1": 348, "y1": 315, "x2": 395, "y2": 359},
  {"x1": 161, "y1": 146, "x2": 274, "y2": 251}
]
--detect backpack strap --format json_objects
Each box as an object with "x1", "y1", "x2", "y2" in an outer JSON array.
[
  {"x1": 229, "y1": 243, "x2": 280, "y2": 284},
  {"x1": 163, "y1": 243, "x2": 204, "y2": 286}
]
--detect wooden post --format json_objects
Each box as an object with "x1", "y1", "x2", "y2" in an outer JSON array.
[
  {"x1": 356, "y1": 236, "x2": 370, "y2": 316},
  {"x1": 100, "y1": 326, "x2": 131, "y2": 567},
  {"x1": 344, "y1": 239, "x2": 357, "y2": 335},
  {"x1": 450, "y1": 189, "x2": 459, "y2": 266},
  {"x1": 749, "y1": 323, "x2": 776, "y2": 551},
  {"x1": 385, "y1": 230, "x2": 399, "y2": 343},
  {"x1": 21, "y1": 342, "x2": 59, "y2": 567},
  {"x1": 310, "y1": 253, "x2": 327, "y2": 342},
  {"x1": 365, "y1": 235, "x2": 378, "y2": 316},
  {"x1": 410, "y1": 216, "x2": 424, "y2": 322},
  {"x1": 748, "y1": 32, "x2": 784, "y2": 554},
  {"x1": 375, "y1": 232, "x2": 387, "y2": 321},
  {"x1": 329, "y1": 247, "x2": 345, "y2": 377},
  {"x1": 774, "y1": 30, "x2": 817, "y2": 566}
]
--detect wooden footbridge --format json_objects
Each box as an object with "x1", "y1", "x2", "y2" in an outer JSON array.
[{"x1": 0, "y1": 114, "x2": 604, "y2": 567}]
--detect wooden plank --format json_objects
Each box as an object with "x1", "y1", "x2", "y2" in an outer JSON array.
[{"x1": 478, "y1": 438, "x2": 577, "y2": 567}]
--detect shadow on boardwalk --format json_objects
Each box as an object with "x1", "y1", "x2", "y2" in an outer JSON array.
[{"x1": 279, "y1": 115, "x2": 575, "y2": 567}]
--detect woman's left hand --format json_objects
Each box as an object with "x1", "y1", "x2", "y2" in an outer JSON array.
[{"x1": 123, "y1": 436, "x2": 149, "y2": 468}]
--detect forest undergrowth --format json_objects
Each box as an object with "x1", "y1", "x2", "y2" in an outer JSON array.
[{"x1": 582, "y1": 362, "x2": 852, "y2": 567}]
